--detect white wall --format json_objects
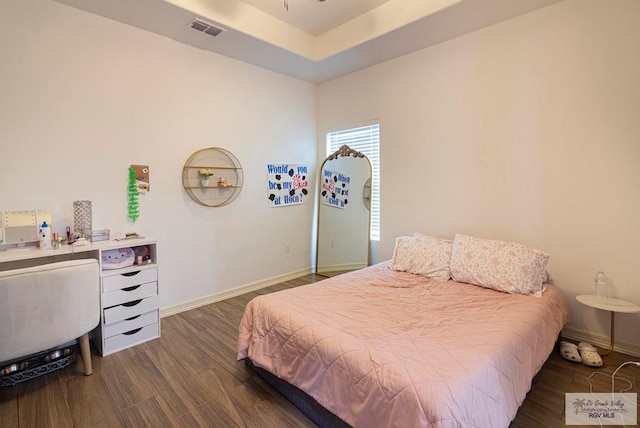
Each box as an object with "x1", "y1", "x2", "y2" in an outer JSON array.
[
  {"x1": 318, "y1": 0, "x2": 640, "y2": 353},
  {"x1": 0, "y1": 0, "x2": 317, "y2": 310}
]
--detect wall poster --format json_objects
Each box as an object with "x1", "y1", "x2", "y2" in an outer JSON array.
[
  {"x1": 320, "y1": 168, "x2": 351, "y2": 209},
  {"x1": 267, "y1": 164, "x2": 310, "y2": 207},
  {"x1": 131, "y1": 164, "x2": 150, "y2": 193}
]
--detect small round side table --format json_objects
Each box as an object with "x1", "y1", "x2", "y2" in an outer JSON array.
[{"x1": 576, "y1": 295, "x2": 640, "y2": 356}]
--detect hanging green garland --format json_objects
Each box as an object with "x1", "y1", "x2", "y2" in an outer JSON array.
[{"x1": 127, "y1": 166, "x2": 140, "y2": 222}]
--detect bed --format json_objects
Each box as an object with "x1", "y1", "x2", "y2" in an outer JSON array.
[{"x1": 237, "y1": 235, "x2": 570, "y2": 427}]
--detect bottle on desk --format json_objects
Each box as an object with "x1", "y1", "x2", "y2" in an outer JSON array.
[
  {"x1": 51, "y1": 232, "x2": 61, "y2": 249},
  {"x1": 595, "y1": 271, "x2": 607, "y2": 298},
  {"x1": 39, "y1": 221, "x2": 52, "y2": 250}
]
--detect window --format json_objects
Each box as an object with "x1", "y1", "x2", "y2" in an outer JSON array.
[{"x1": 326, "y1": 123, "x2": 380, "y2": 241}]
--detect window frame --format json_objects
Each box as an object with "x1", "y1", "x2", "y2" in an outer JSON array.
[{"x1": 326, "y1": 122, "x2": 380, "y2": 241}]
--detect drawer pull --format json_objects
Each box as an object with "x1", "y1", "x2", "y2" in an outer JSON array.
[
  {"x1": 122, "y1": 285, "x2": 141, "y2": 292},
  {"x1": 122, "y1": 271, "x2": 141, "y2": 277},
  {"x1": 122, "y1": 299, "x2": 142, "y2": 307},
  {"x1": 125, "y1": 315, "x2": 141, "y2": 321},
  {"x1": 123, "y1": 328, "x2": 143, "y2": 336}
]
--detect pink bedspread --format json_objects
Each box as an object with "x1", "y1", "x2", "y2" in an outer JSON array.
[{"x1": 237, "y1": 262, "x2": 570, "y2": 427}]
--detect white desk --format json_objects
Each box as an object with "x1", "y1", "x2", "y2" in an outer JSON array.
[
  {"x1": 576, "y1": 295, "x2": 640, "y2": 356},
  {"x1": 0, "y1": 239, "x2": 153, "y2": 270},
  {"x1": 0, "y1": 239, "x2": 160, "y2": 356}
]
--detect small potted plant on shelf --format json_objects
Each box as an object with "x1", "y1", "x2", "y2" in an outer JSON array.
[{"x1": 198, "y1": 168, "x2": 214, "y2": 187}]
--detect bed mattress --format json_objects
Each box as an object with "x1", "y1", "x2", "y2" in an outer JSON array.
[{"x1": 237, "y1": 262, "x2": 570, "y2": 427}]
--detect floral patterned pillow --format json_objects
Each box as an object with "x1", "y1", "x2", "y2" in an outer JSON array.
[
  {"x1": 449, "y1": 234, "x2": 549, "y2": 297},
  {"x1": 390, "y1": 234, "x2": 452, "y2": 281}
]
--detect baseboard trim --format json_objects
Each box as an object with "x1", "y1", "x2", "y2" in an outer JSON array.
[
  {"x1": 562, "y1": 326, "x2": 640, "y2": 358},
  {"x1": 160, "y1": 267, "x2": 313, "y2": 318}
]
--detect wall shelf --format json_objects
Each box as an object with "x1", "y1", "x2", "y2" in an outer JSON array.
[{"x1": 182, "y1": 147, "x2": 244, "y2": 207}]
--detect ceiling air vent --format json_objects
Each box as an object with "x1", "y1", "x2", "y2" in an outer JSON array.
[{"x1": 189, "y1": 19, "x2": 226, "y2": 38}]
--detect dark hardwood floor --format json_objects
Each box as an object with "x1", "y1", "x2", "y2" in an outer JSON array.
[{"x1": 1, "y1": 273, "x2": 638, "y2": 427}]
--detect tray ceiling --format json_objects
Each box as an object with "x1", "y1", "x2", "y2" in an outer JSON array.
[{"x1": 54, "y1": 0, "x2": 564, "y2": 83}]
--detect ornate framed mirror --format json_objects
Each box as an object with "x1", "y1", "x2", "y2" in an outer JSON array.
[{"x1": 316, "y1": 145, "x2": 372, "y2": 275}]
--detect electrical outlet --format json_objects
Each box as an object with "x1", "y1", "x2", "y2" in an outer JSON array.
[
  {"x1": 330, "y1": 239, "x2": 334, "y2": 248},
  {"x1": 284, "y1": 242, "x2": 290, "y2": 253}
]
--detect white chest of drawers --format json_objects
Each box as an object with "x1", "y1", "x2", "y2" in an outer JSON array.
[{"x1": 94, "y1": 241, "x2": 160, "y2": 356}]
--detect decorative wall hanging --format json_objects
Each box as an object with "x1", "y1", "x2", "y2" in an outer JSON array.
[
  {"x1": 182, "y1": 147, "x2": 243, "y2": 207},
  {"x1": 320, "y1": 168, "x2": 351, "y2": 209},
  {"x1": 131, "y1": 164, "x2": 150, "y2": 193},
  {"x1": 267, "y1": 163, "x2": 310, "y2": 207},
  {"x1": 127, "y1": 167, "x2": 140, "y2": 222}
]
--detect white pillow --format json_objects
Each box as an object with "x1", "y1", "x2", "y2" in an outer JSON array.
[
  {"x1": 449, "y1": 234, "x2": 549, "y2": 297},
  {"x1": 391, "y1": 234, "x2": 452, "y2": 281}
]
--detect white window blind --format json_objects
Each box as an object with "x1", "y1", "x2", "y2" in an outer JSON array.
[{"x1": 327, "y1": 124, "x2": 380, "y2": 241}]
